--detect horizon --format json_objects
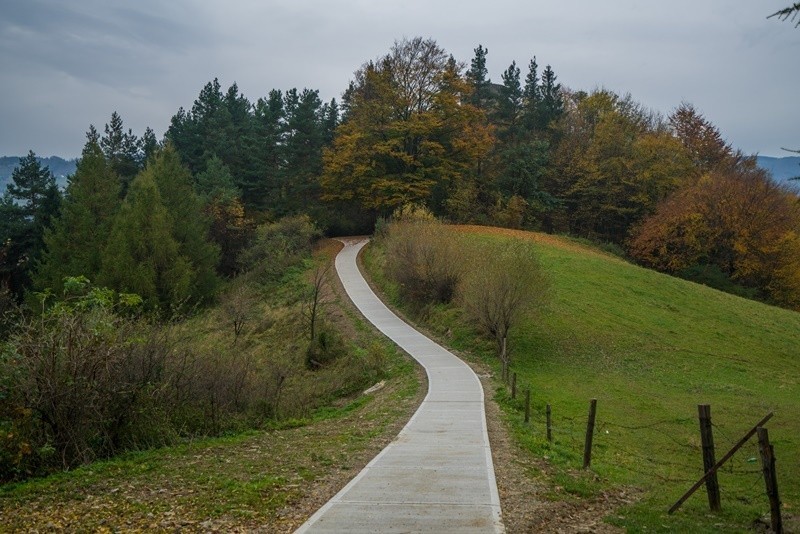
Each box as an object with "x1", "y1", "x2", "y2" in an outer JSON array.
[{"x1": 1, "y1": 1, "x2": 797, "y2": 158}]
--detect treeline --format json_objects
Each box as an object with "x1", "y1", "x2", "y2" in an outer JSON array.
[
  {"x1": 2, "y1": 36, "x2": 798, "y2": 311},
  {"x1": 321, "y1": 38, "x2": 800, "y2": 308}
]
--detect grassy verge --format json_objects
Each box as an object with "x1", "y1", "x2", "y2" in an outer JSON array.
[
  {"x1": 363, "y1": 225, "x2": 800, "y2": 533},
  {"x1": 0, "y1": 239, "x2": 422, "y2": 532}
]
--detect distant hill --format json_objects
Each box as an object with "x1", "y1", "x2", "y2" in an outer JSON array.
[
  {"x1": 757, "y1": 155, "x2": 800, "y2": 184},
  {"x1": 0, "y1": 155, "x2": 76, "y2": 194}
]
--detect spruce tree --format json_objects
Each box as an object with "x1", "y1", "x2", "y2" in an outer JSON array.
[
  {"x1": 539, "y1": 65, "x2": 564, "y2": 129},
  {"x1": 523, "y1": 57, "x2": 541, "y2": 131},
  {"x1": 1, "y1": 152, "x2": 61, "y2": 296},
  {"x1": 35, "y1": 132, "x2": 121, "y2": 293},
  {"x1": 498, "y1": 61, "x2": 523, "y2": 141},
  {"x1": 99, "y1": 170, "x2": 193, "y2": 310},
  {"x1": 139, "y1": 127, "x2": 159, "y2": 166},
  {"x1": 6, "y1": 151, "x2": 57, "y2": 221},
  {"x1": 467, "y1": 44, "x2": 491, "y2": 109},
  {"x1": 253, "y1": 89, "x2": 285, "y2": 210},
  {"x1": 282, "y1": 88, "x2": 324, "y2": 215},
  {"x1": 101, "y1": 112, "x2": 141, "y2": 193},
  {"x1": 147, "y1": 145, "x2": 219, "y2": 301}
]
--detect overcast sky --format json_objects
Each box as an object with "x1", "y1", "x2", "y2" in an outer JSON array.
[{"x1": 1, "y1": 0, "x2": 797, "y2": 158}]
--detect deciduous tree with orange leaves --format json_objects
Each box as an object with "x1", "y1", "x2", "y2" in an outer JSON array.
[
  {"x1": 628, "y1": 165, "x2": 800, "y2": 309},
  {"x1": 321, "y1": 37, "x2": 492, "y2": 217}
]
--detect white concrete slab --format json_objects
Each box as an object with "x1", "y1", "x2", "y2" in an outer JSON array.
[{"x1": 295, "y1": 238, "x2": 504, "y2": 533}]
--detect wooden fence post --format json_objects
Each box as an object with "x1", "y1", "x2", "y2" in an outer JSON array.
[
  {"x1": 698, "y1": 404, "x2": 721, "y2": 512},
  {"x1": 546, "y1": 403, "x2": 552, "y2": 442},
  {"x1": 524, "y1": 388, "x2": 531, "y2": 424},
  {"x1": 511, "y1": 372, "x2": 517, "y2": 399},
  {"x1": 757, "y1": 427, "x2": 783, "y2": 533},
  {"x1": 668, "y1": 412, "x2": 773, "y2": 514},
  {"x1": 583, "y1": 398, "x2": 597, "y2": 469}
]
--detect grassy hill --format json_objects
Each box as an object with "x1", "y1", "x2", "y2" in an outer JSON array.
[{"x1": 364, "y1": 225, "x2": 800, "y2": 533}]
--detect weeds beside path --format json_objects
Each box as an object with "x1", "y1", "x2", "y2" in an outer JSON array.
[{"x1": 0, "y1": 239, "x2": 425, "y2": 533}]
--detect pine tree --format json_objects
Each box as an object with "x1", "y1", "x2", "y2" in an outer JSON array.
[
  {"x1": 522, "y1": 57, "x2": 541, "y2": 130},
  {"x1": 539, "y1": 65, "x2": 564, "y2": 129},
  {"x1": 147, "y1": 145, "x2": 219, "y2": 301},
  {"x1": 282, "y1": 88, "x2": 325, "y2": 214},
  {"x1": 35, "y1": 132, "x2": 121, "y2": 293},
  {"x1": 252, "y1": 89, "x2": 285, "y2": 209},
  {"x1": 6, "y1": 151, "x2": 57, "y2": 220},
  {"x1": 99, "y1": 170, "x2": 193, "y2": 310},
  {"x1": 498, "y1": 61, "x2": 523, "y2": 141},
  {"x1": 139, "y1": 127, "x2": 159, "y2": 166},
  {"x1": 101, "y1": 112, "x2": 141, "y2": 193},
  {"x1": 467, "y1": 44, "x2": 491, "y2": 109},
  {"x1": 196, "y1": 156, "x2": 249, "y2": 276},
  {"x1": 1, "y1": 152, "x2": 61, "y2": 296}
]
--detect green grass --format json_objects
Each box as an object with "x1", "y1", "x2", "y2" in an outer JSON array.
[
  {"x1": 0, "y1": 240, "x2": 423, "y2": 532},
  {"x1": 364, "y1": 228, "x2": 800, "y2": 533}
]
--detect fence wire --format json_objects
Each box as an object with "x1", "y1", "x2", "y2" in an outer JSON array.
[{"x1": 498, "y1": 374, "x2": 772, "y2": 513}]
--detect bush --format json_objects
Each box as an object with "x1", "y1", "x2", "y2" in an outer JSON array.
[
  {"x1": 383, "y1": 205, "x2": 463, "y2": 305},
  {"x1": 238, "y1": 215, "x2": 321, "y2": 278},
  {"x1": 458, "y1": 239, "x2": 550, "y2": 360}
]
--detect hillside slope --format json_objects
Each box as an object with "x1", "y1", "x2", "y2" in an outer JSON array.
[{"x1": 365, "y1": 225, "x2": 800, "y2": 533}]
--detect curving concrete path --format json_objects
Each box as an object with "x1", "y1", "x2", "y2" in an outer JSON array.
[{"x1": 295, "y1": 238, "x2": 504, "y2": 533}]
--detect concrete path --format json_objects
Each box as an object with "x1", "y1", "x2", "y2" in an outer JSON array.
[{"x1": 295, "y1": 238, "x2": 504, "y2": 533}]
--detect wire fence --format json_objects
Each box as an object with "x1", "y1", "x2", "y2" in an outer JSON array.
[{"x1": 498, "y1": 369, "x2": 777, "y2": 520}]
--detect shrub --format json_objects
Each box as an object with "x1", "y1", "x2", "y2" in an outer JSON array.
[
  {"x1": 383, "y1": 205, "x2": 463, "y2": 305},
  {"x1": 238, "y1": 215, "x2": 321, "y2": 278},
  {"x1": 458, "y1": 240, "x2": 550, "y2": 361}
]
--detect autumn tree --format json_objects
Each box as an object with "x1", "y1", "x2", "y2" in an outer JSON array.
[
  {"x1": 321, "y1": 37, "x2": 492, "y2": 217},
  {"x1": 668, "y1": 103, "x2": 734, "y2": 176},
  {"x1": 547, "y1": 90, "x2": 692, "y2": 242},
  {"x1": 459, "y1": 239, "x2": 549, "y2": 364},
  {"x1": 628, "y1": 166, "x2": 800, "y2": 308}
]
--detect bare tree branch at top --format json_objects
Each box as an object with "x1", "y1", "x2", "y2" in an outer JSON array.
[{"x1": 769, "y1": 3, "x2": 800, "y2": 26}]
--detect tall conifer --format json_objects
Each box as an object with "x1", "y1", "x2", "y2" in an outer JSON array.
[{"x1": 35, "y1": 133, "x2": 121, "y2": 293}]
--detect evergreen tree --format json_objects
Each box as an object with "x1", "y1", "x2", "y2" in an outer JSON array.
[
  {"x1": 252, "y1": 89, "x2": 285, "y2": 210},
  {"x1": 0, "y1": 196, "x2": 27, "y2": 297},
  {"x1": 196, "y1": 156, "x2": 249, "y2": 277},
  {"x1": 522, "y1": 57, "x2": 541, "y2": 130},
  {"x1": 467, "y1": 44, "x2": 491, "y2": 109},
  {"x1": 282, "y1": 88, "x2": 325, "y2": 214},
  {"x1": 147, "y1": 145, "x2": 219, "y2": 301},
  {"x1": 498, "y1": 61, "x2": 523, "y2": 141},
  {"x1": 320, "y1": 98, "x2": 339, "y2": 146},
  {"x1": 35, "y1": 133, "x2": 121, "y2": 293},
  {"x1": 222, "y1": 83, "x2": 257, "y2": 194},
  {"x1": 101, "y1": 112, "x2": 141, "y2": 193},
  {"x1": 139, "y1": 127, "x2": 159, "y2": 166},
  {"x1": 6, "y1": 151, "x2": 57, "y2": 220},
  {"x1": 538, "y1": 65, "x2": 564, "y2": 129},
  {"x1": 167, "y1": 79, "x2": 230, "y2": 177},
  {"x1": 1, "y1": 152, "x2": 61, "y2": 297},
  {"x1": 99, "y1": 170, "x2": 193, "y2": 310}
]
